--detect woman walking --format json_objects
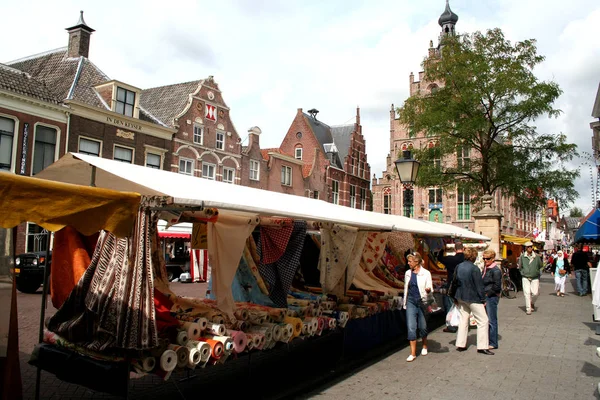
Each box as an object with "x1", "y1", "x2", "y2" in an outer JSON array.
[
  {"x1": 403, "y1": 252, "x2": 433, "y2": 362},
  {"x1": 482, "y1": 249, "x2": 502, "y2": 349},
  {"x1": 454, "y1": 247, "x2": 493, "y2": 355},
  {"x1": 552, "y1": 250, "x2": 571, "y2": 297}
]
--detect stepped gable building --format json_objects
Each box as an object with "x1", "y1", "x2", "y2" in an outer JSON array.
[
  {"x1": 140, "y1": 76, "x2": 253, "y2": 186},
  {"x1": 275, "y1": 107, "x2": 371, "y2": 209},
  {"x1": 372, "y1": 1, "x2": 537, "y2": 237}
]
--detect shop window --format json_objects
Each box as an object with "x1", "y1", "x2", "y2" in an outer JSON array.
[
  {"x1": 281, "y1": 165, "x2": 292, "y2": 186},
  {"x1": 332, "y1": 180, "x2": 339, "y2": 205},
  {"x1": 250, "y1": 159, "x2": 260, "y2": 180},
  {"x1": 223, "y1": 167, "x2": 235, "y2": 184},
  {"x1": 32, "y1": 125, "x2": 57, "y2": 175},
  {"x1": 179, "y1": 158, "x2": 194, "y2": 176},
  {"x1": 114, "y1": 145, "x2": 133, "y2": 163},
  {"x1": 0, "y1": 117, "x2": 15, "y2": 171},
  {"x1": 202, "y1": 162, "x2": 216, "y2": 180},
  {"x1": 146, "y1": 153, "x2": 161, "y2": 169},
  {"x1": 116, "y1": 87, "x2": 135, "y2": 117},
  {"x1": 78, "y1": 137, "x2": 101, "y2": 156}
]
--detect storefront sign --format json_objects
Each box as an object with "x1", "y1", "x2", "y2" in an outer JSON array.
[
  {"x1": 19, "y1": 123, "x2": 29, "y2": 175},
  {"x1": 106, "y1": 116, "x2": 142, "y2": 132}
]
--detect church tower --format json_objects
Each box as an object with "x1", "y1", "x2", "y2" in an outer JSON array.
[{"x1": 438, "y1": 0, "x2": 459, "y2": 37}]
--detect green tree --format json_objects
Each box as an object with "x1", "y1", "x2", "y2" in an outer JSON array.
[
  {"x1": 398, "y1": 28, "x2": 579, "y2": 211},
  {"x1": 569, "y1": 207, "x2": 583, "y2": 217}
]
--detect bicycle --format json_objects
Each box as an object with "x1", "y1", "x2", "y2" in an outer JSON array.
[{"x1": 501, "y1": 266, "x2": 517, "y2": 299}]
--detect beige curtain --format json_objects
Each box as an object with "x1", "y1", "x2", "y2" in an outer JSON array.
[{"x1": 207, "y1": 214, "x2": 259, "y2": 318}]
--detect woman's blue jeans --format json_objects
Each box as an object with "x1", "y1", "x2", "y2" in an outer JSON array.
[
  {"x1": 485, "y1": 296, "x2": 499, "y2": 348},
  {"x1": 406, "y1": 298, "x2": 428, "y2": 341}
]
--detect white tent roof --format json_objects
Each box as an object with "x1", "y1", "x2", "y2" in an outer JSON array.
[{"x1": 36, "y1": 153, "x2": 489, "y2": 241}]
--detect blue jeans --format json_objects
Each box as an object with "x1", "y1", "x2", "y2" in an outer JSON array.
[
  {"x1": 485, "y1": 296, "x2": 499, "y2": 348},
  {"x1": 406, "y1": 298, "x2": 428, "y2": 341},
  {"x1": 576, "y1": 269, "x2": 589, "y2": 295}
]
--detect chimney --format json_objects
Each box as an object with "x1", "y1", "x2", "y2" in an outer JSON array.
[
  {"x1": 248, "y1": 126, "x2": 261, "y2": 149},
  {"x1": 66, "y1": 11, "x2": 95, "y2": 58},
  {"x1": 356, "y1": 106, "x2": 360, "y2": 125}
]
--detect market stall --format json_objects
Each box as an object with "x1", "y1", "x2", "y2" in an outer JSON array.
[{"x1": 1, "y1": 153, "x2": 490, "y2": 398}]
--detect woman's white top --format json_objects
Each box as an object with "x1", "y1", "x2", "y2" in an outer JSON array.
[{"x1": 403, "y1": 266, "x2": 433, "y2": 309}]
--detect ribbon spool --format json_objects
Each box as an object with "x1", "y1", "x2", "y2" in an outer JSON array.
[{"x1": 167, "y1": 344, "x2": 190, "y2": 368}]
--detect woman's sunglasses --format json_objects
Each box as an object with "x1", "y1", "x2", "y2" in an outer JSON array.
[{"x1": 483, "y1": 257, "x2": 493, "y2": 261}]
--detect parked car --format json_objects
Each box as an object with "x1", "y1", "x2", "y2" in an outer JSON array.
[{"x1": 14, "y1": 250, "x2": 51, "y2": 293}]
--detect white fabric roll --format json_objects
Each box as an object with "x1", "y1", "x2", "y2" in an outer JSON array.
[{"x1": 159, "y1": 350, "x2": 178, "y2": 372}]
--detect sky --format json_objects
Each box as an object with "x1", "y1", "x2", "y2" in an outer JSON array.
[{"x1": 3, "y1": 0, "x2": 600, "y2": 216}]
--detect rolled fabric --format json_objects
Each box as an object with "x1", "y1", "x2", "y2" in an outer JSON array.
[
  {"x1": 245, "y1": 332, "x2": 262, "y2": 349},
  {"x1": 168, "y1": 344, "x2": 190, "y2": 368},
  {"x1": 180, "y1": 321, "x2": 201, "y2": 340},
  {"x1": 262, "y1": 323, "x2": 282, "y2": 342},
  {"x1": 175, "y1": 330, "x2": 189, "y2": 346},
  {"x1": 247, "y1": 326, "x2": 273, "y2": 342},
  {"x1": 226, "y1": 330, "x2": 248, "y2": 353},
  {"x1": 159, "y1": 350, "x2": 178, "y2": 372},
  {"x1": 277, "y1": 323, "x2": 294, "y2": 342},
  {"x1": 212, "y1": 315, "x2": 226, "y2": 325},
  {"x1": 246, "y1": 339, "x2": 255, "y2": 351},
  {"x1": 186, "y1": 339, "x2": 211, "y2": 363},
  {"x1": 284, "y1": 316, "x2": 303, "y2": 337},
  {"x1": 196, "y1": 317, "x2": 208, "y2": 331},
  {"x1": 187, "y1": 347, "x2": 201, "y2": 368},
  {"x1": 230, "y1": 320, "x2": 248, "y2": 331},
  {"x1": 139, "y1": 356, "x2": 156, "y2": 372},
  {"x1": 205, "y1": 323, "x2": 226, "y2": 336},
  {"x1": 200, "y1": 338, "x2": 224, "y2": 359},
  {"x1": 206, "y1": 335, "x2": 235, "y2": 354},
  {"x1": 268, "y1": 309, "x2": 286, "y2": 323},
  {"x1": 285, "y1": 309, "x2": 297, "y2": 317},
  {"x1": 301, "y1": 322, "x2": 310, "y2": 335},
  {"x1": 234, "y1": 309, "x2": 249, "y2": 321}
]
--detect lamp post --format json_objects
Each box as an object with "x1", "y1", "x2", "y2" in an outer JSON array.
[{"x1": 394, "y1": 150, "x2": 421, "y2": 218}]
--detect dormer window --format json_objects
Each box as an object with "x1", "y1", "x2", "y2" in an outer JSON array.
[{"x1": 116, "y1": 87, "x2": 135, "y2": 117}]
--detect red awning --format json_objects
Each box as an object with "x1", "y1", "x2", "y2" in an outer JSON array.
[{"x1": 159, "y1": 232, "x2": 191, "y2": 239}]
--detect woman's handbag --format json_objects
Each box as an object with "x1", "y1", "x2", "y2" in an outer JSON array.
[
  {"x1": 447, "y1": 267, "x2": 459, "y2": 299},
  {"x1": 558, "y1": 268, "x2": 567, "y2": 275}
]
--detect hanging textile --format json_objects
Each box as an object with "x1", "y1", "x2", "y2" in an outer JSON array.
[
  {"x1": 386, "y1": 231, "x2": 415, "y2": 261},
  {"x1": 231, "y1": 255, "x2": 276, "y2": 307},
  {"x1": 47, "y1": 198, "x2": 166, "y2": 351},
  {"x1": 243, "y1": 238, "x2": 269, "y2": 295},
  {"x1": 352, "y1": 267, "x2": 400, "y2": 295},
  {"x1": 50, "y1": 226, "x2": 100, "y2": 309},
  {"x1": 260, "y1": 219, "x2": 294, "y2": 264},
  {"x1": 190, "y1": 249, "x2": 209, "y2": 282},
  {"x1": 207, "y1": 213, "x2": 259, "y2": 318},
  {"x1": 257, "y1": 221, "x2": 307, "y2": 308},
  {"x1": 361, "y1": 232, "x2": 390, "y2": 273},
  {"x1": 318, "y1": 223, "x2": 367, "y2": 297}
]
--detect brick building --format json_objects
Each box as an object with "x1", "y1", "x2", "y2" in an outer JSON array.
[
  {"x1": 273, "y1": 107, "x2": 372, "y2": 209},
  {"x1": 372, "y1": 1, "x2": 537, "y2": 237}
]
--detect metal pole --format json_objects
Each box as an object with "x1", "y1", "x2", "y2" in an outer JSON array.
[{"x1": 35, "y1": 230, "x2": 52, "y2": 400}]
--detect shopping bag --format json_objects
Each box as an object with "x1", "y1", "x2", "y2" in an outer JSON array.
[{"x1": 446, "y1": 304, "x2": 460, "y2": 327}]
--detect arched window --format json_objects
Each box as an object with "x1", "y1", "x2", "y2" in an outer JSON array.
[{"x1": 383, "y1": 187, "x2": 392, "y2": 214}]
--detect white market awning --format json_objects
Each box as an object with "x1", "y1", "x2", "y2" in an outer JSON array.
[{"x1": 35, "y1": 153, "x2": 489, "y2": 240}]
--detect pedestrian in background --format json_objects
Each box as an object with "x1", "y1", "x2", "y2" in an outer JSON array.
[
  {"x1": 403, "y1": 252, "x2": 433, "y2": 362},
  {"x1": 454, "y1": 247, "x2": 493, "y2": 355},
  {"x1": 571, "y1": 244, "x2": 592, "y2": 296},
  {"x1": 518, "y1": 241, "x2": 543, "y2": 315},
  {"x1": 439, "y1": 241, "x2": 465, "y2": 333},
  {"x1": 551, "y1": 250, "x2": 571, "y2": 297},
  {"x1": 482, "y1": 249, "x2": 501, "y2": 349}
]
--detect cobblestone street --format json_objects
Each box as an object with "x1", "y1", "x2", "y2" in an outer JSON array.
[{"x1": 14, "y1": 274, "x2": 600, "y2": 399}]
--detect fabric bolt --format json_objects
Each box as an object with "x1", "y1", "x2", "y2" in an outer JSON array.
[
  {"x1": 318, "y1": 223, "x2": 366, "y2": 296},
  {"x1": 243, "y1": 238, "x2": 269, "y2": 295},
  {"x1": 50, "y1": 226, "x2": 99, "y2": 309},
  {"x1": 455, "y1": 300, "x2": 489, "y2": 350},
  {"x1": 522, "y1": 277, "x2": 540, "y2": 312},
  {"x1": 260, "y1": 219, "x2": 294, "y2": 264},
  {"x1": 230, "y1": 255, "x2": 276, "y2": 307},
  {"x1": 207, "y1": 213, "x2": 259, "y2": 318},
  {"x1": 48, "y1": 198, "x2": 164, "y2": 350},
  {"x1": 153, "y1": 289, "x2": 180, "y2": 334},
  {"x1": 257, "y1": 221, "x2": 307, "y2": 308}
]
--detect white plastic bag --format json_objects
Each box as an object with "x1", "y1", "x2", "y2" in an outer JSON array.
[{"x1": 446, "y1": 304, "x2": 461, "y2": 327}]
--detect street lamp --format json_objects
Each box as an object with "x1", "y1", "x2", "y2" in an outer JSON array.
[{"x1": 394, "y1": 150, "x2": 421, "y2": 218}]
